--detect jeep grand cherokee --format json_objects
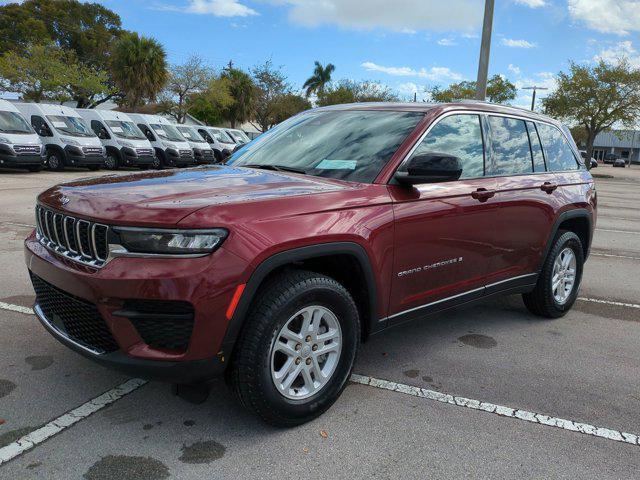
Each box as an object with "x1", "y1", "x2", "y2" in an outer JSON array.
[{"x1": 25, "y1": 102, "x2": 596, "y2": 426}]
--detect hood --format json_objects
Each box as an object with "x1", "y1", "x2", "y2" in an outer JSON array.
[
  {"x1": 2, "y1": 132, "x2": 41, "y2": 145},
  {"x1": 38, "y1": 165, "x2": 351, "y2": 226}
]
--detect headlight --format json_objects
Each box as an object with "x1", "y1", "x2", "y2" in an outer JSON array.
[
  {"x1": 114, "y1": 228, "x2": 228, "y2": 255},
  {"x1": 0, "y1": 136, "x2": 11, "y2": 144},
  {"x1": 61, "y1": 137, "x2": 80, "y2": 146}
]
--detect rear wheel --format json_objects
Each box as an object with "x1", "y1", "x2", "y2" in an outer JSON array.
[
  {"x1": 228, "y1": 270, "x2": 360, "y2": 427},
  {"x1": 523, "y1": 230, "x2": 584, "y2": 318}
]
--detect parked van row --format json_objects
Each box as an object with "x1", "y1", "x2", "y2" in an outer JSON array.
[{"x1": 0, "y1": 100, "x2": 252, "y2": 172}]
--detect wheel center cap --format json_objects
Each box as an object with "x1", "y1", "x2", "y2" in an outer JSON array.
[{"x1": 300, "y1": 345, "x2": 312, "y2": 358}]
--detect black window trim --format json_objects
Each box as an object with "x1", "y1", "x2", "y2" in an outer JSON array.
[{"x1": 536, "y1": 121, "x2": 583, "y2": 173}]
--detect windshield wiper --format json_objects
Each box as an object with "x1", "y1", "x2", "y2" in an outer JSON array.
[{"x1": 243, "y1": 164, "x2": 307, "y2": 174}]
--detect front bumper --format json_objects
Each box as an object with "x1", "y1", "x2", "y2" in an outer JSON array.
[
  {"x1": 0, "y1": 152, "x2": 44, "y2": 168},
  {"x1": 63, "y1": 146, "x2": 105, "y2": 167},
  {"x1": 25, "y1": 232, "x2": 249, "y2": 382},
  {"x1": 122, "y1": 151, "x2": 155, "y2": 167}
]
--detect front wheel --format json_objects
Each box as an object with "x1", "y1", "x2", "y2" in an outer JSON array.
[
  {"x1": 104, "y1": 152, "x2": 119, "y2": 170},
  {"x1": 228, "y1": 270, "x2": 360, "y2": 427},
  {"x1": 523, "y1": 230, "x2": 584, "y2": 318},
  {"x1": 47, "y1": 151, "x2": 64, "y2": 171}
]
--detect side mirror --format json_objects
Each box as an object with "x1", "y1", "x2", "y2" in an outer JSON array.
[
  {"x1": 38, "y1": 126, "x2": 51, "y2": 137},
  {"x1": 395, "y1": 153, "x2": 463, "y2": 185}
]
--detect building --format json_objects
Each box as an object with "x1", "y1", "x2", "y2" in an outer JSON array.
[{"x1": 592, "y1": 130, "x2": 640, "y2": 164}]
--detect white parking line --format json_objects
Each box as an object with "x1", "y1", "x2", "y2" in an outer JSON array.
[
  {"x1": 0, "y1": 378, "x2": 147, "y2": 466},
  {"x1": 0, "y1": 222, "x2": 36, "y2": 229},
  {"x1": 592, "y1": 252, "x2": 640, "y2": 261},
  {"x1": 0, "y1": 301, "x2": 34, "y2": 315},
  {"x1": 577, "y1": 297, "x2": 640, "y2": 309},
  {"x1": 597, "y1": 228, "x2": 640, "y2": 235},
  {"x1": 351, "y1": 374, "x2": 640, "y2": 447}
]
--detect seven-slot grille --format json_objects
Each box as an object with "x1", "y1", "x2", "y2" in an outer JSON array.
[
  {"x1": 82, "y1": 146, "x2": 103, "y2": 156},
  {"x1": 135, "y1": 147, "x2": 154, "y2": 157},
  {"x1": 13, "y1": 145, "x2": 41, "y2": 155},
  {"x1": 35, "y1": 205, "x2": 109, "y2": 268}
]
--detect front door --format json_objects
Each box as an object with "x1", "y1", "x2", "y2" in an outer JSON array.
[{"x1": 388, "y1": 113, "x2": 498, "y2": 324}]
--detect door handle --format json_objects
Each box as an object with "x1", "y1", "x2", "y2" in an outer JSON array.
[
  {"x1": 540, "y1": 182, "x2": 558, "y2": 194},
  {"x1": 471, "y1": 188, "x2": 496, "y2": 202}
]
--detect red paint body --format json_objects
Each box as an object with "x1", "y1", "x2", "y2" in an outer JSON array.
[{"x1": 24, "y1": 103, "x2": 596, "y2": 379}]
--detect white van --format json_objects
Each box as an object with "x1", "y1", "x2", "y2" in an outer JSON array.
[
  {"x1": 127, "y1": 113, "x2": 194, "y2": 168},
  {"x1": 224, "y1": 128, "x2": 251, "y2": 146},
  {"x1": 194, "y1": 126, "x2": 237, "y2": 162},
  {"x1": 15, "y1": 103, "x2": 106, "y2": 171},
  {"x1": 0, "y1": 100, "x2": 45, "y2": 172},
  {"x1": 77, "y1": 109, "x2": 156, "y2": 170},
  {"x1": 174, "y1": 124, "x2": 216, "y2": 164}
]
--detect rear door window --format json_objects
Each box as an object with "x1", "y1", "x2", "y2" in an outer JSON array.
[
  {"x1": 526, "y1": 121, "x2": 546, "y2": 172},
  {"x1": 406, "y1": 114, "x2": 485, "y2": 179},
  {"x1": 487, "y1": 116, "x2": 533, "y2": 176},
  {"x1": 536, "y1": 123, "x2": 579, "y2": 171}
]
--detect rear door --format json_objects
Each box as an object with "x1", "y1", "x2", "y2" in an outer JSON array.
[
  {"x1": 483, "y1": 116, "x2": 559, "y2": 290},
  {"x1": 388, "y1": 113, "x2": 498, "y2": 323}
]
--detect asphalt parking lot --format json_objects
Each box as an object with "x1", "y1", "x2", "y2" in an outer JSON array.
[{"x1": 0, "y1": 165, "x2": 639, "y2": 479}]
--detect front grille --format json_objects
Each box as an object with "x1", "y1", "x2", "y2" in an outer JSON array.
[
  {"x1": 114, "y1": 300, "x2": 195, "y2": 351},
  {"x1": 13, "y1": 145, "x2": 41, "y2": 156},
  {"x1": 30, "y1": 273, "x2": 118, "y2": 354},
  {"x1": 179, "y1": 149, "x2": 192, "y2": 158},
  {"x1": 82, "y1": 146, "x2": 103, "y2": 156},
  {"x1": 201, "y1": 149, "x2": 214, "y2": 159},
  {"x1": 35, "y1": 205, "x2": 109, "y2": 268},
  {"x1": 135, "y1": 147, "x2": 154, "y2": 157}
]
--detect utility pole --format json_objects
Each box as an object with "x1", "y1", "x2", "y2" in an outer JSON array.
[
  {"x1": 475, "y1": 0, "x2": 495, "y2": 101},
  {"x1": 522, "y1": 86, "x2": 549, "y2": 111}
]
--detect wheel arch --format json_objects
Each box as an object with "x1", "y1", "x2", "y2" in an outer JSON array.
[
  {"x1": 539, "y1": 209, "x2": 593, "y2": 272},
  {"x1": 221, "y1": 242, "x2": 380, "y2": 355}
]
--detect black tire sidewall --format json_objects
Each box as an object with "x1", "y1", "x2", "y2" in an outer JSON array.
[
  {"x1": 240, "y1": 275, "x2": 360, "y2": 425},
  {"x1": 47, "y1": 152, "x2": 63, "y2": 171},
  {"x1": 542, "y1": 232, "x2": 584, "y2": 315}
]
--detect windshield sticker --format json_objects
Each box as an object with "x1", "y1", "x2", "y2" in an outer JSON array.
[
  {"x1": 52, "y1": 121, "x2": 67, "y2": 128},
  {"x1": 315, "y1": 159, "x2": 357, "y2": 170},
  {"x1": 111, "y1": 126, "x2": 123, "y2": 133}
]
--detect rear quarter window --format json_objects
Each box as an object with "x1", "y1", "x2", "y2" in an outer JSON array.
[{"x1": 536, "y1": 123, "x2": 580, "y2": 172}]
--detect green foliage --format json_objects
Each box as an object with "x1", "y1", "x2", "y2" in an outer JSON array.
[
  {"x1": 542, "y1": 60, "x2": 640, "y2": 166},
  {"x1": 111, "y1": 32, "x2": 168, "y2": 109},
  {"x1": 429, "y1": 75, "x2": 516, "y2": 104},
  {"x1": 163, "y1": 55, "x2": 214, "y2": 123},
  {"x1": 317, "y1": 80, "x2": 399, "y2": 106},
  {"x1": 303, "y1": 61, "x2": 336, "y2": 97},
  {"x1": 0, "y1": 43, "x2": 110, "y2": 103},
  {"x1": 220, "y1": 68, "x2": 257, "y2": 128},
  {"x1": 252, "y1": 60, "x2": 305, "y2": 131},
  {"x1": 187, "y1": 77, "x2": 235, "y2": 126},
  {"x1": 271, "y1": 94, "x2": 312, "y2": 125}
]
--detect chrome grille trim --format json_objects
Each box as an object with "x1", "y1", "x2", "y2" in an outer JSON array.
[{"x1": 35, "y1": 205, "x2": 109, "y2": 268}]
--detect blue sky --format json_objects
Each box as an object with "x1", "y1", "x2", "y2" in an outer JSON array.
[{"x1": 13, "y1": 0, "x2": 640, "y2": 107}]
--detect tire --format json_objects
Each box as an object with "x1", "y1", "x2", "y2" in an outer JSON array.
[
  {"x1": 523, "y1": 230, "x2": 584, "y2": 318},
  {"x1": 214, "y1": 150, "x2": 224, "y2": 164},
  {"x1": 105, "y1": 151, "x2": 119, "y2": 170},
  {"x1": 47, "y1": 151, "x2": 64, "y2": 171},
  {"x1": 227, "y1": 269, "x2": 360, "y2": 427}
]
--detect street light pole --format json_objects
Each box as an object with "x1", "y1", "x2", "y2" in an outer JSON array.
[
  {"x1": 522, "y1": 86, "x2": 549, "y2": 111},
  {"x1": 475, "y1": 0, "x2": 495, "y2": 100}
]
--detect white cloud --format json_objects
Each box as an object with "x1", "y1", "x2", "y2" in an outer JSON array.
[
  {"x1": 512, "y1": 0, "x2": 546, "y2": 7},
  {"x1": 361, "y1": 61, "x2": 463, "y2": 82},
  {"x1": 594, "y1": 41, "x2": 640, "y2": 67},
  {"x1": 508, "y1": 64, "x2": 521, "y2": 75},
  {"x1": 501, "y1": 38, "x2": 537, "y2": 48},
  {"x1": 438, "y1": 38, "x2": 457, "y2": 46},
  {"x1": 159, "y1": 0, "x2": 258, "y2": 17},
  {"x1": 397, "y1": 82, "x2": 431, "y2": 101},
  {"x1": 267, "y1": 0, "x2": 483, "y2": 32},
  {"x1": 568, "y1": 0, "x2": 640, "y2": 35}
]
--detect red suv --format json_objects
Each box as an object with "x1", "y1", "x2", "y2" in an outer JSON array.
[{"x1": 25, "y1": 102, "x2": 596, "y2": 426}]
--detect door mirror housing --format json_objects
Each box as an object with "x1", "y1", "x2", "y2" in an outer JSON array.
[
  {"x1": 38, "y1": 126, "x2": 52, "y2": 137},
  {"x1": 395, "y1": 153, "x2": 463, "y2": 185}
]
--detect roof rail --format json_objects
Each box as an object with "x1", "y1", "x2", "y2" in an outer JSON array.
[{"x1": 456, "y1": 99, "x2": 543, "y2": 116}]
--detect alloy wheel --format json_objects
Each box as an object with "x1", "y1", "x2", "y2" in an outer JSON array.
[{"x1": 551, "y1": 247, "x2": 577, "y2": 305}]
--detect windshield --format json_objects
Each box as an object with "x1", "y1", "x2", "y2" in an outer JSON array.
[
  {"x1": 150, "y1": 123, "x2": 185, "y2": 142},
  {"x1": 230, "y1": 130, "x2": 250, "y2": 143},
  {"x1": 230, "y1": 110, "x2": 423, "y2": 183},
  {"x1": 210, "y1": 128, "x2": 234, "y2": 143},
  {"x1": 105, "y1": 120, "x2": 146, "y2": 140},
  {"x1": 177, "y1": 126, "x2": 205, "y2": 142},
  {"x1": 46, "y1": 115, "x2": 95, "y2": 137},
  {"x1": 227, "y1": 130, "x2": 247, "y2": 144},
  {"x1": 0, "y1": 111, "x2": 33, "y2": 134}
]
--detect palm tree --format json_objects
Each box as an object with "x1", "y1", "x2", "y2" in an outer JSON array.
[
  {"x1": 222, "y1": 68, "x2": 257, "y2": 128},
  {"x1": 111, "y1": 32, "x2": 168, "y2": 108},
  {"x1": 303, "y1": 61, "x2": 335, "y2": 97}
]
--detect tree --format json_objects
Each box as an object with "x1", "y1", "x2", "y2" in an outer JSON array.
[
  {"x1": 187, "y1": 76, "x2": 235, "y2": 126},
  {"x1": 317, "y1": 80, "x2": 399, "y2": 106},
  {"x1": 429, "y1": 75, "x2": 516, "y2": 104},
  {"x1": 303, "y1": 61, "x2": 335, "y2": 97},
  {"x1": 543, "y1": 60, "x2": 640, "y2": 169},
  {"x1": 111, "y1": 32, "x2": 168, "y2": 109},
  {"x1": 0, "y1": 43, "x2": 109, "y2": 103},
  {"x1": 252, "y1": 60, "x2": 291, "y2": 132},
  {"x1": 0, "y1": 0, "x2": 124, "y2": 107},
  {"x1": 271, "y1": 94, "x2": 312, "y2": 125},
  {"x1": 162, "y1": 55, "x2": 213, "y2": 123},
  {"x1": 221, "y1": 68, "x2": 257, "y2": 128}
]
